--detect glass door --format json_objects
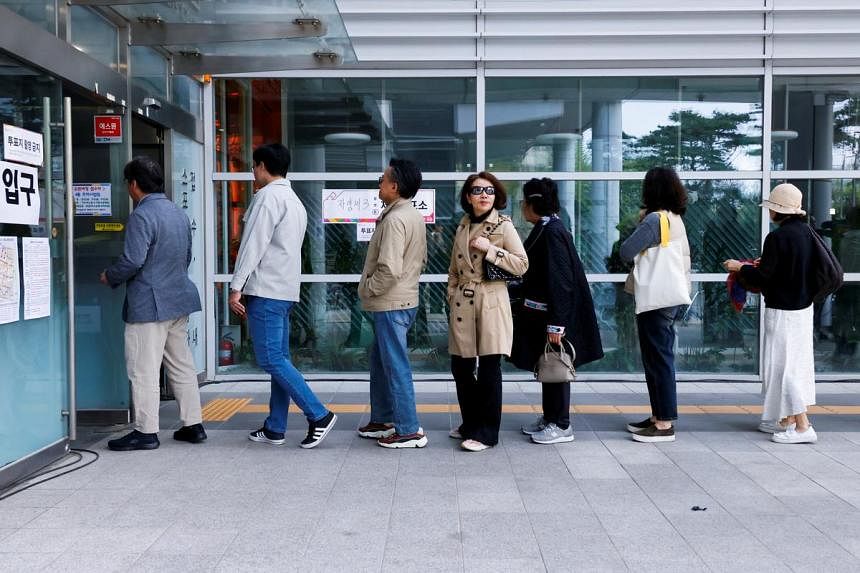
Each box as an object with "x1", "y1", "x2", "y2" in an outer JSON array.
[{"x1": 0, "y1": 66, "x2": 70, "y2": 470}]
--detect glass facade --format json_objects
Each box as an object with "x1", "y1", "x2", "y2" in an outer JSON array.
[
  {"x1": 69, "y1": 6, "x2": 118, "y2": 71},
  {"x1": 210, "y1": 73, "x2": 858, "y2": 379}
]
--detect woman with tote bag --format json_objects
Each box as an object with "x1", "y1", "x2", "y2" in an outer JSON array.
[
  {"x1": 509, "y1": 178, "x2": 604, "y2": 444},
  {"x1": 620, "y1": 167, "x2": 691, "y2": 443}
]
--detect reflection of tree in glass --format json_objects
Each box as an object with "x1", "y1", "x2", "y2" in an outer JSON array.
[
  {"x1": 834, "y1": 98, "x2": 860, "y2": 170},
  {"x1": 615, "y1": 110, "x2": 761, "y2": 370}
]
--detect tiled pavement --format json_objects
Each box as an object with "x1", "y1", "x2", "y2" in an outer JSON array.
[{"x1": 1, "y1": 380, "x2": 860, "y2": 572}]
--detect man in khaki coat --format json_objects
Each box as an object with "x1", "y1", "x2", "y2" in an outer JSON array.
[{"x1": 357, "y1": 158, "x2": 428, "y2": 448}]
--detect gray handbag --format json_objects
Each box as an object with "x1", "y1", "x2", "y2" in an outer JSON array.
[{"x1": 534, "y1": 339, "x2": 577, "y2": 383}]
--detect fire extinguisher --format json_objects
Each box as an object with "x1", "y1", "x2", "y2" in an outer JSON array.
[{"x1": 219, "y1": 334, "x2": 234, "y2": 366}]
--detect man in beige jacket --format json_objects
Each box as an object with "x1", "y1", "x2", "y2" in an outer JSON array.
[{"x1": 357, "y1": 158, "x2": 428, "y2": 448}]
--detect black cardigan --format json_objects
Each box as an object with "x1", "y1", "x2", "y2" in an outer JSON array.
[
  {"x1": 509, "y1": 218, "x2": 604, "y2": 370},
  {"x1": 739, "y1": 218, "x2": 818, "y2": 310}
]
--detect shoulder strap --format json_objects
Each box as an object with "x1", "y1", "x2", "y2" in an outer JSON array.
[{"x1": 658, "y1": 211, "x2": 670, "y2": 247}]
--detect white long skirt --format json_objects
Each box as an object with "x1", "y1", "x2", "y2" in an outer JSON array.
[{"x1": 761, "y1": 305, "x2": 816, "y2": 421}]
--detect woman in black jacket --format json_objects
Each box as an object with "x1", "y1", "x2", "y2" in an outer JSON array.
[
  {"x1": 509, "y1": 178, "x2": 604, "y2": 444},
  {"x1": 724, "y1": 183, "x2": 819, "y2": 444}
]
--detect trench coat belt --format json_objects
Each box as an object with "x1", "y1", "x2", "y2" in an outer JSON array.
[
  {"x1": 459, "y1": 279, "x2": 482, "y2": 298},
  {"x1": 453, "y1": 279, "x2": 481, "y2": 357}
]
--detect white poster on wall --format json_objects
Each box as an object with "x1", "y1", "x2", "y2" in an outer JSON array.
[
  {"x1": 322, "y1": 189, "x2": 436, "y2": 223},
  {"x1": 3, "y1": 124, "x2": 44, "y2": 166},
  {"x1": 0, "y1": 160, "x2": 40, "y2": 225},
  {"x1": 72, "y1": 183, "x2": 112, "y2": 216},
  {"x1": 0, "y1": 236, "x2": 20, "y2": 324},
  {"x1": 22, "y1": 237, "x2": 50, "y2": 320}
]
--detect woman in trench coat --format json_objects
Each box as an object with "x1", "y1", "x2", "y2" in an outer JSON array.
[
  {"x1": 448, "y1": 172, "x2": 528, "y2": 451},
  {"x1": 509, "y1": 178, "x2": 604, "y2": 444}
]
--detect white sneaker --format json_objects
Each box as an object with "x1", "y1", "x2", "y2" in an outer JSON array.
[
  {"x1": 461, "y1": 439, "x2": 491, "y2": 452},
  {"x1": 771, "y1": 426, "x2": 817, "y2": 444},
  {"x1": 758, "y1": 420, "x2": 795, "y2": 434},
  {"x1": 531, "y1": 423, "x2": 574, "y2": 445},
  {"x1": 449, "y1": 428, "x2": 463, "y2": 439}
]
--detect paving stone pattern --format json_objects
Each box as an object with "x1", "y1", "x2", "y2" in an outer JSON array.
[{"x1": 1, "y1": 381, "x2": 859, "y2": 572}]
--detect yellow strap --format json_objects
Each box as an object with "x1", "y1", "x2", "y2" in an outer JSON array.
[{"x1": 659, "y1": 211, "x2": 670, "y2": 247}]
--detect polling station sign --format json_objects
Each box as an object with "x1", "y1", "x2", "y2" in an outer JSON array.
[
  {"x1": 3, "y1": 124, "x2": 43, "y2": 167},
  {"x1": 322, "y1": 189, "x2": 435, "y2": 224},
  {"x1": 0, "y1": 160, "x2": 40, "y2": 225}
]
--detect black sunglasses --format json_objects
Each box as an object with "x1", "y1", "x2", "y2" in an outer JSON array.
[{"x1": 469, "y1": 186, "x2": 495, "y2": 196}]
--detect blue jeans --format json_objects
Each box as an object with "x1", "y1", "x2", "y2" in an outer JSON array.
[
  {"x1": 246, "y1": 296, "x2": 327, "y2": 433},
  {"x1": 368, "y1": 308, "x2": 420, "y2": 435},
  {"x1": 636, "y1": 306, "x2": 681, "y2": 421}
]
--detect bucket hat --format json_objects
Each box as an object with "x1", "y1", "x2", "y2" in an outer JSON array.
[{"x1": 760, "y1": 183, "x2": 806, "y2": 215}]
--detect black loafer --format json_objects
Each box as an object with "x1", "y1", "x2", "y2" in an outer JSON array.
[
  {"x1": 173, "y1": 423, "x2": 207, "y2": 443},
  {"x1": 108, "y1": 430, "x2": 160, "y2": 451}
]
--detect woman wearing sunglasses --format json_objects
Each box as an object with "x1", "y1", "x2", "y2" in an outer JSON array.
[{"x1": 448, "y1": 172, "x2": 528, "y2": 451}]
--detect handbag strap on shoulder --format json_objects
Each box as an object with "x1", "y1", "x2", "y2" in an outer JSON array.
[{"x1": 658, "y1": 211, "x2": 670, "y2": 248}]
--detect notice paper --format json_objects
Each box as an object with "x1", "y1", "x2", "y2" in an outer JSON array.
[
  {"x1": 72, "y1": 183, "x2": 112, "y2": 216},
  {"x1": 0, "y1": 236, "x2": 20, "y2": 324},
  {"x1": 22, "y1": 237, "x2": 50, "y2": 320}
]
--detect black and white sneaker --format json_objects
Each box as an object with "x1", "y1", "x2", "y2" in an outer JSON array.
[
  {"x1": 301, "y1": 411, "x2": 338, "y2": 449},
  {"x1": 249, "y1": 426, "x2": 285, "y2": 446}
]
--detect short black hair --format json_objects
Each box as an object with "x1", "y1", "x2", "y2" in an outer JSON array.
[
  {"x1": 522, "y1": 177, "x2": 560, "y2": 217},
  {"x1": 460, "y1": 172, "x2": 507, "y2": 214},
  {"x1": 389, "y1": 158, "x2": 422, "y2": 199},
  {"x1": 252, "y1": 143, "x2": 291, "y2": 177},
  {"x1": 641, "y1": 166, "x2": 687, "y2": 216},
  {"x1": 124, "y1": 156, "x2": 163, "y2": 194}
]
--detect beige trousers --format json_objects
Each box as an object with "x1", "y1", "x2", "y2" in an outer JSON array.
[{"x1": 125, "y1": 316, "x2": 203, "y2": 434}]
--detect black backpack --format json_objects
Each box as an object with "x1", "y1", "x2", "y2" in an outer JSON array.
[{"x1": 810, "y1": 228, "x2": 844, "y2": 303}]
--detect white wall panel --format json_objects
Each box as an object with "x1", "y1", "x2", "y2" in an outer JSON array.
[
  {"x1": 350, "y1": 37, "x2": 476, "y2": 62},
  {"x1": 773, "y1": 35, "x2": 860, "y2": 59},
  {"x1": 485, "y1": 36, "x2": 765, "y2": 62},
  {"x1": 484, "y1": 13, "x2": 764, "y2": 36},
  {"x1": 343, "y1": 14, "x2": 476, "y2": 37},
  {"x1": 774, "y1": 12, "x2": 860, "y2": 34}
]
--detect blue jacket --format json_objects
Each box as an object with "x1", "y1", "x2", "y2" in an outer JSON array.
[{"x1": 105, "y1": 193, "x2": 201, "y2": 323}]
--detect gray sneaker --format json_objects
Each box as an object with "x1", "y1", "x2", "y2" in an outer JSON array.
[
  {"x1": 521, "y1": 416, "x2": 547, "y2": 436},
  {"x1": 531, "y1": 423, "x2": 574, "y2": 444}
]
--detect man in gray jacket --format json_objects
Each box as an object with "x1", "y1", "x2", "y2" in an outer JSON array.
[
  {"x1": 103, "y1": 157, "x2": 205, "y2": 451},
  {"x1": 229, "y1": 143, "x2": 336, "y2": 449}
]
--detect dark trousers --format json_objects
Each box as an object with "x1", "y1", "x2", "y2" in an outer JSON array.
[
  {"x1": 541, "y1": 383, "x2": 571, "y2": 429},
  {"x1": 636, "y1": 306, "x2": 680, "y2": 421},
  {"x1": 451, "y1": 354, "x2": 503, "y2": 446}
]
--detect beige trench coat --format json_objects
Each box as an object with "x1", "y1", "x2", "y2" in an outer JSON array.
[{"x1": 447, "y1": 209, "x2": 528, "y2": 358}]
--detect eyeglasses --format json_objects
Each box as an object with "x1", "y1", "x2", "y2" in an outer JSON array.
[
  {"x1": 469, "y1": 186, "x2": 495, "y2": 196},
  {"x1": 377, "y1": 175, "x2": 384, "y2": 184}
]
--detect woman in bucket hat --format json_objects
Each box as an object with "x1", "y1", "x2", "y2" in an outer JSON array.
[{"x1": 723, "y1": 183, "x2": 819, "y2": 444}]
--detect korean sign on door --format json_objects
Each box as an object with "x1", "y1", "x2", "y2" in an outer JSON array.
[
  {"x1": 0, "y1": 160, "x2": 40, "y2": 225},
  {"x1": 3, "y1": 124, "x2": 43, "y2": 167}
]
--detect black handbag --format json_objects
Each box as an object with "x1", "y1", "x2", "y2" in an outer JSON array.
[{"x1": 481, "y1": 217, "x2": 522, "y2": 283}]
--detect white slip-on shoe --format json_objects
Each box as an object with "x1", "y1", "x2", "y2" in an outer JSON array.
[
  {"x1": 461, "y1": 439, "x2": 491, "y2": 452},
  {"x1": 771, "y1": 426, "x2": 817, "y2": 444},
  {"x1": 449, "y1": 428, "x2": 463, "y2": 439}
]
